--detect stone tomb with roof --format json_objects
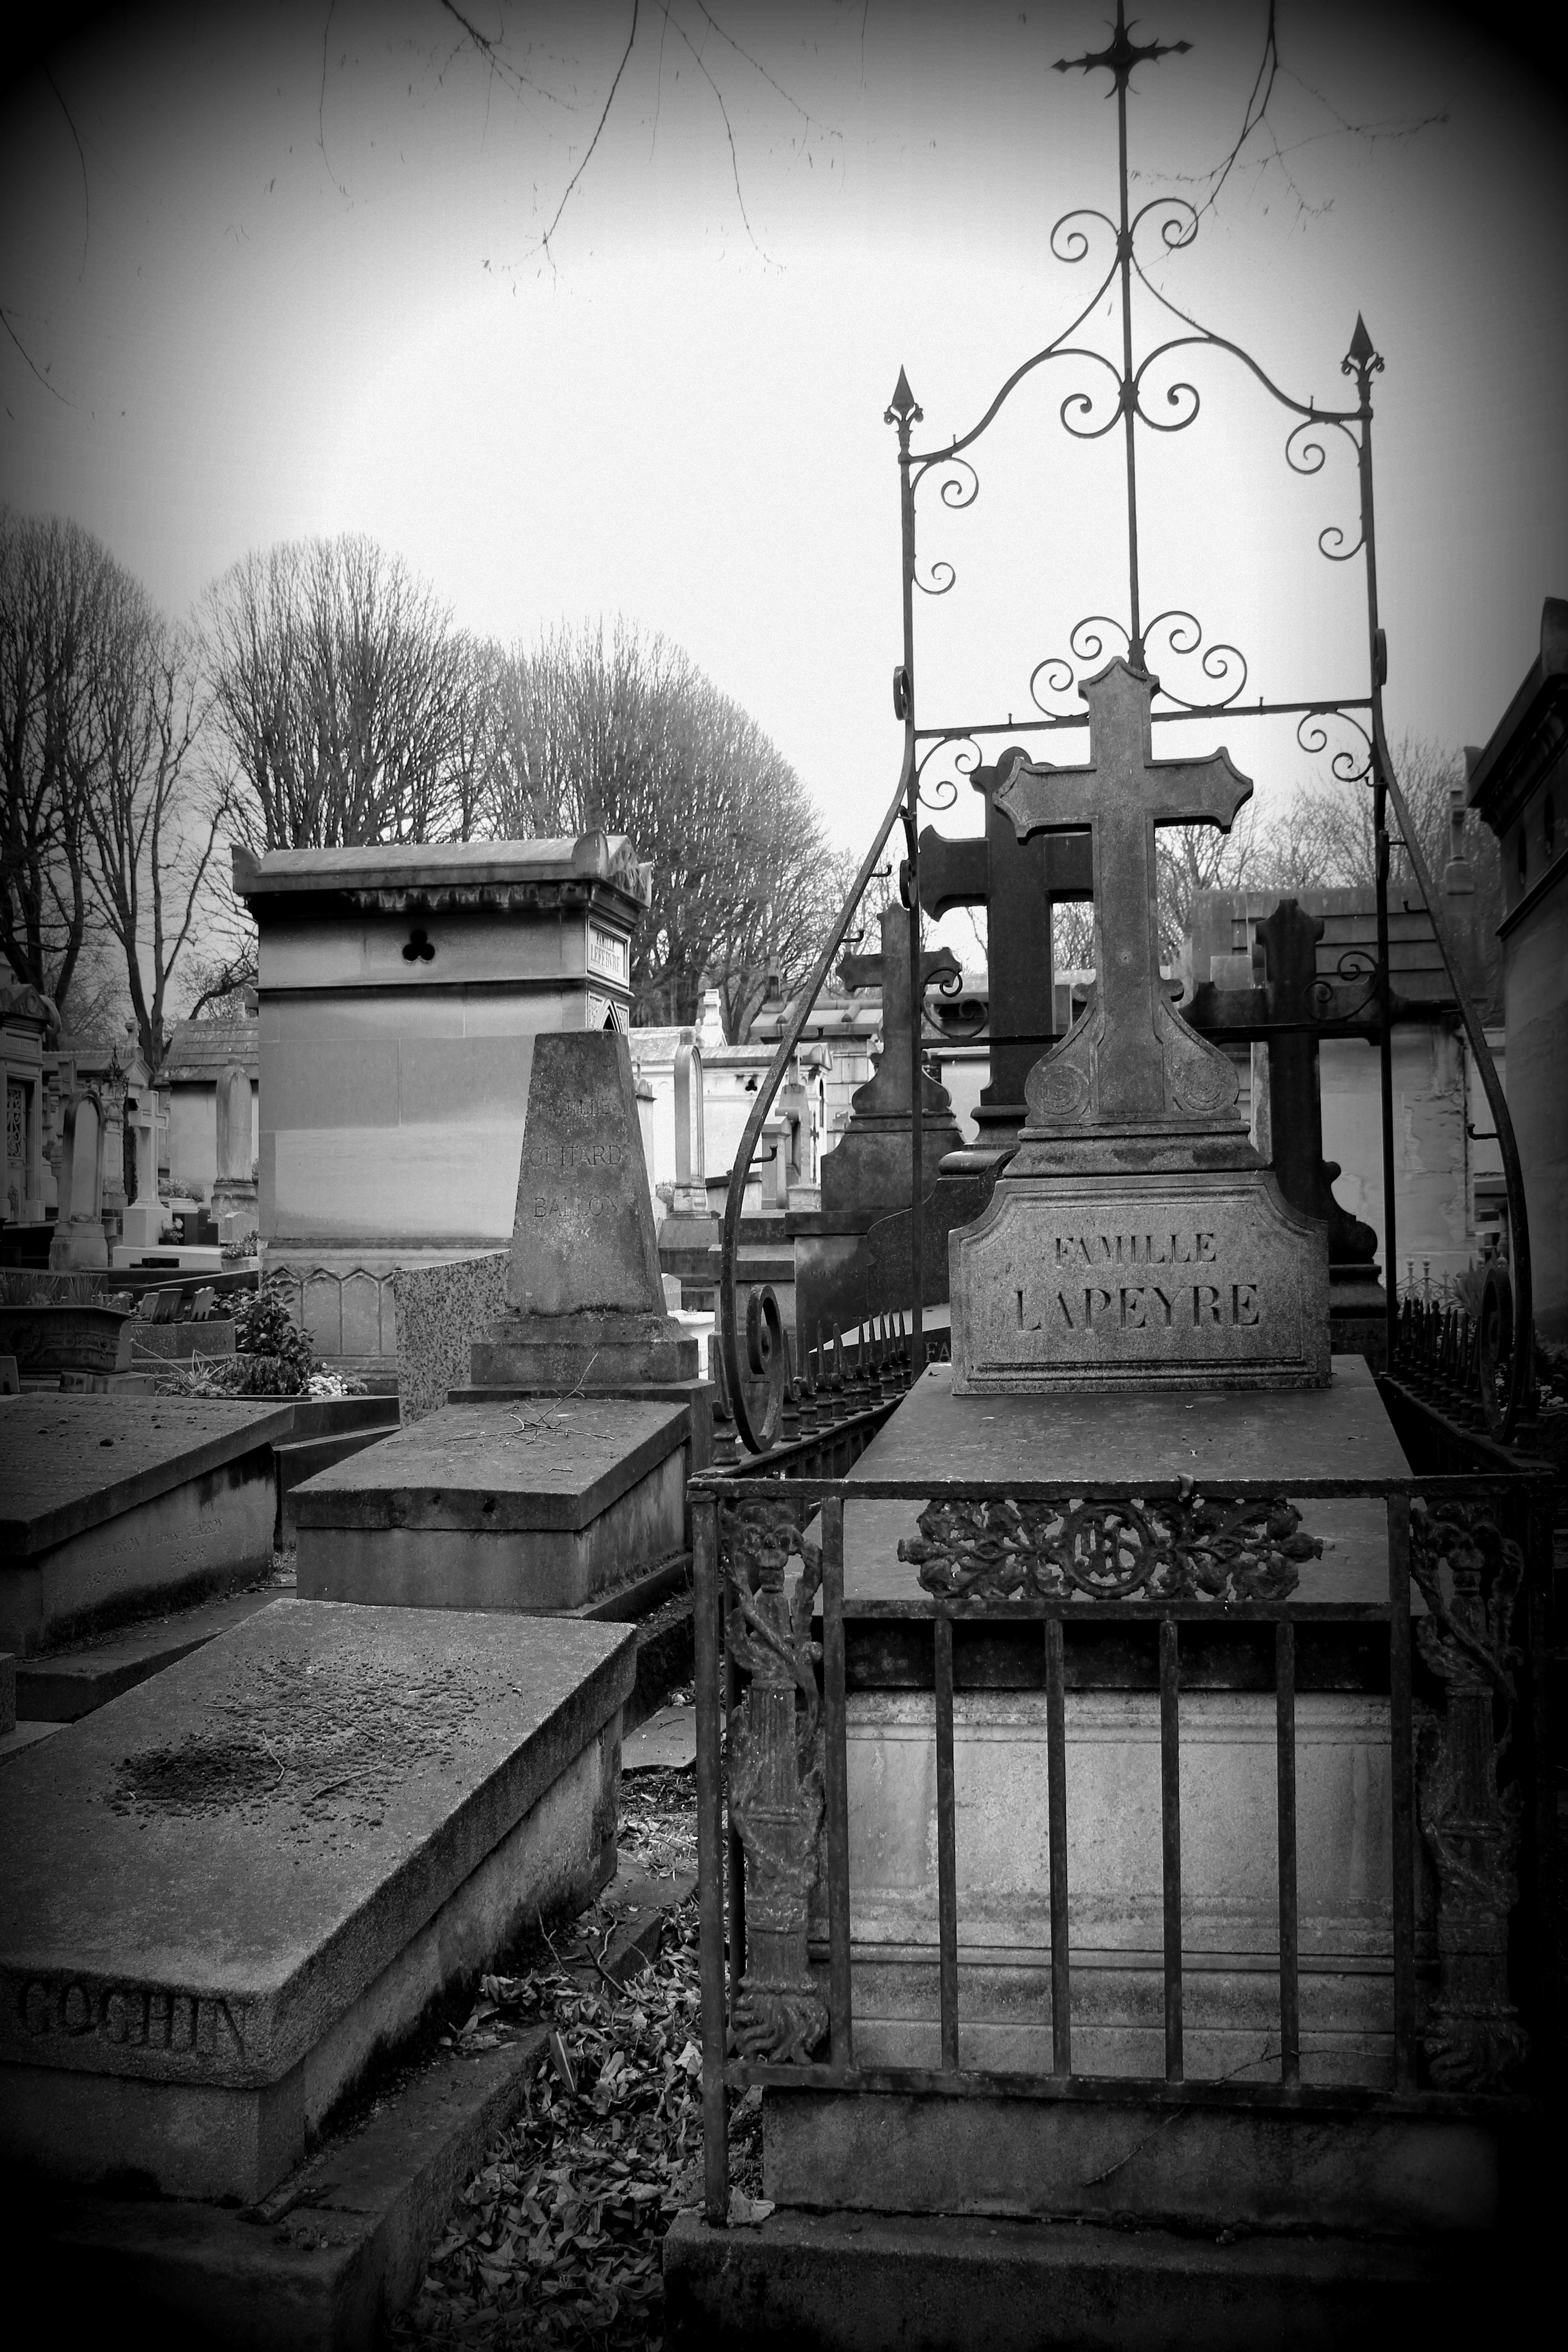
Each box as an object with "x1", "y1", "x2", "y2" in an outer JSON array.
[
  {"x1": 234, "y1": 832, "x2": 650, "y2": 1383},
  {"x1": 668, "y1": 664, "x2": 1519, "y2": 2339}
]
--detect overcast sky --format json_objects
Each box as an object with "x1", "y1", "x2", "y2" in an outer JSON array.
[{"x1": 4, "y1": 0, "x2": 1566, "y2": 885}]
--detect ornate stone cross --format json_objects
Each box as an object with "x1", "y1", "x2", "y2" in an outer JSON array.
[{"x1": 995, "y1": 658, "x2": 1252, "y2": 1140}]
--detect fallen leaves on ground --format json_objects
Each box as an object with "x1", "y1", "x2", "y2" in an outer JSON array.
[
  {"x1": 614, "y1": 1764, "x2": 698, "y2": 1881},
  {"x1": 393, "y1": 1772, "x2": 757, "y2": 2352}
]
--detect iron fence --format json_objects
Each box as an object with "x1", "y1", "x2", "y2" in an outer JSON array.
[{"x1": 690, "y1": 1460, "x2": 1552, "y2": 2226}]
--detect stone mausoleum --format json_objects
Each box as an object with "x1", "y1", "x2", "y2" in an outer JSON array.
[{"x1": 235, "y1": 833, "x2": 651, "y2": 1381}]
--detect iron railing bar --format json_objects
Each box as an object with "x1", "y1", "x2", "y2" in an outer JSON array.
[
  {"x1": 1386, "y1": 1495, "x2": 1417, "y2": 2091},
  {"x1": 1045, "y1": 1616, "x2": 1072, "y2": 2076},
  {"x1": 913, "y1": 695, "x2": 1373, "y2": 744},
  {"x1": 934, "y1": 1611, "x2": 960, "y2": 2070},
  {"x1": 722, "y1": 1553, "x2": 746, "y2": 2016},
  {"x1": 692, "y1": 1495, "x2": 729, "y2": 2226},
  {"x1": 1160, "y1": 1618, "x2": 1183, "y2": 2083},
  {"x1": 689, "y1": 1472, "x2": 1523, "y2": 1500},
  {"x1": 1275, "y1": 1619, "x2": 1300, "y2": 2087},
  {"x1": 822, "y1": 1496, "x2": 854, "y2": 2072}
]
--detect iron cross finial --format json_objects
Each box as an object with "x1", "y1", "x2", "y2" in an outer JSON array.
[{"x1": 1054, "y1": 1, "x2": 1191, "y2": 90}]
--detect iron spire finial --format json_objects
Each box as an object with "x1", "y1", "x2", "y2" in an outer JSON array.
[
  {"x1": 1341, "y1": 312, "x2": 1384, "y2": 381},
  {"x1": 885, "y1": 366, "x2": 923, "y2": 427}
]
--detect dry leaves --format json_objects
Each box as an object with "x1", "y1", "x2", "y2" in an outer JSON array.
[{"x1": 394, "y1": 1774, "x2": 758, "y2": 2351}]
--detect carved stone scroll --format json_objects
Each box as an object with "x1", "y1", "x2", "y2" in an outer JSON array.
[
  {"x1": 897, "y1": 1481, "x2": 1320, "y2": 1604},
  {"x1": 722, "y1": 1502, "x2": 828, "y2": 2064},
  {"x1": 1408, "y1": 1498, "x2": 1529, "y2": 2092}
]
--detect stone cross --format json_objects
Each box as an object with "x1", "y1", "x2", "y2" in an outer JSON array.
[
  {"x1": 1185, "y1": 897, "x2": 1381, "y2": 1275},
  {"x1": 995, "y1": 659, "x2": 1252, "y2": 1131},
  {"x1": 918, "y1": 758, "x2": 1093, "y2": 1127},
  {"x1": 837, "y1": 901, "x2": 961, "y2": 1124}
]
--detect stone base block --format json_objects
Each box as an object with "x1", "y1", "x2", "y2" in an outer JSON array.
[
  {"x1": 762, "y1": 2089, "x2": 1501, "y2": 2236},
  {"x1": 471, "y1": 1308, "x2": 700, "y2": 1387},
  {"x1": 663, "y1": 2206, "x2": 1501, "y2": 2352},
  {"x1": 0, "y1": 1600, "x2": 635, "y2": 2201},
  {"x1": 294, "y1": 1396, "x2": 690, "y2": 1613}
]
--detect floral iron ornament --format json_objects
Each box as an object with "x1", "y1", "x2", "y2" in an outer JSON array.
[
  {"x1": 722, "y1": 1503, "x2": 828, "y2": 2065},
  {"x1": 898, "y1": 1479, "x2": 1320, "y2": 1605},
  {"x1": 1408, "y1": 1498, "x2": 1529, "y2": 2092}
]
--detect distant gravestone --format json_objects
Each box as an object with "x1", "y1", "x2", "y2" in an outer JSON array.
[
  {"x1": 951, "y1": 659, "x2": 1329, "y2": 1391},
  {"x1": 471, "y1": 1033, "x2": 700, "y2": 1387},
  {"x1": 48, "y1": 1093, "x2": 108, "y2": 1272},
  {"x1": 211, "y1": 1063, "x2": 257, "y2": 1245}
]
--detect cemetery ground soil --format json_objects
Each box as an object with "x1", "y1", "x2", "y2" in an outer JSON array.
[{"x1": 390, "y1": 1762, "x2": 757, "y2": 2352}]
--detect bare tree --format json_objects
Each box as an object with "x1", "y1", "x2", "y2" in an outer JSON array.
[
  {"x1": 488, "y1": 617, "x2": 840, "y2": 1037},
  {"x1": 81, "y1": 578, "x2": 231, "y2": 1073},
  {"x1": 201, "y1": 535, "x2": 501, "y2": 851},
  {"x1": 0, "y1": 508, "x2": 118, "y2": 1013}
]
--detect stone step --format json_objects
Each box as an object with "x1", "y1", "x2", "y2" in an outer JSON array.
[
  {"x1": 663, "y1": 2208, "x2": 1501, "y2": 2351},
  {"x1": 14, "y1": 1586, "x2": 283, "y2": 1721}
]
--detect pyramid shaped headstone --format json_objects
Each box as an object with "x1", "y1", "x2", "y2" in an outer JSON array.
[{"x1": 471, "y1": 1032, "x2": 699, "y2": 1388}]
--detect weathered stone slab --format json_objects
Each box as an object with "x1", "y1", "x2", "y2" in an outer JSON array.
[
  {"x1": 0, "y1": 1398, "x2": 294, "y2": 1653},
  {"x1": 951, "y1": 1169, "x2": 1330, "y2": 1392},
  {"x1": 294, "y1": 1397, "x2": 689, "y2": 1612},
  {"x1": 0, "y1": 1598, "x2": 635, "y2": 2200}
]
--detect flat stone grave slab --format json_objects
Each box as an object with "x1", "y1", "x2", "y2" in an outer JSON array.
[
  {"x1": 0, "y1": 1397, "x2": 295, "y2": 1654},
  {"x1": 294, "y1": 1396, "x2": 689, "y2": 1613},
  {"x1": 0, "y1": 1597, "x2": 635, "y2": 2202}
]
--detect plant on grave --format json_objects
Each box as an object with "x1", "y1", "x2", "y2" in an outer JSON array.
[{"x1": 221, "y1": 1282, "x2": 319, "y2": 1395}]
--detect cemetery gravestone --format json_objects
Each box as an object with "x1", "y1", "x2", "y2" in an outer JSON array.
[
  {"x1": 471, "y1": 1032, "x2": 699, "y2": 1388},
  {"x1": 918, "y1": 749, "x2": 1094, "y2": 1144},
  {"x1": 0, "y1": 1397, "x2": 292, "y2": 1653},
  {"x1": 951, "y1": 661, "x2": 1329, "y2": 1390},
  {"x1": 49, "y1": 1093, "x2": 108, "y2": 1272},
  {"x1": 789, "y1": 902, "x2": 966, "y2": 1341},
  {"x1": 210, "y1": 1061, "x2": 257, "y2": 1246},
  {"x1": 296, "y1": 1032, "x2": 706, "y2": 1612},
  {"x1": 0, "y1": 1599, "x2": 635, "y2": 2200}
]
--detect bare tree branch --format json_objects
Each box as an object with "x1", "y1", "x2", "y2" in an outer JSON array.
[{"x1": 534, "y1": 0, "x2": 641, "y2": 263}]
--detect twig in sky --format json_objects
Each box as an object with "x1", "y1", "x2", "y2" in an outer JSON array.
[
  {"x1": 688, "y1": 0, "x2": 841, "y2": 139},
  {"x1": 652, "y1": 1, "x2": 773, "y2": 262},
  {"x1": 534, "y1": 0, "x2": 641, "y2": 262},
  {"x1": 318, "y1": 0, "x2": 348, "y2": 197},
  {"x1": 42, "y1": 65, "x2": 89, "y2": 284},
  {"x1": 1, "y1": 309, "x2": 69, "y2": 404}
]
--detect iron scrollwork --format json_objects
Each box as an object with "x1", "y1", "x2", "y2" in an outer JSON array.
[
  {"x1": 897, "y1": 1479, "x2": 1321, "y2": 1605},
  {"x1": 722, "y1": 1502, "x2": 828, "y2": 2064},
  {"x1": 1407, "y1": 1498, "x2": 1529, "y2": 2092}
]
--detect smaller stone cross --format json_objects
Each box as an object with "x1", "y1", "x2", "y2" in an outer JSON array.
[
  {"x1": 838, "y1": 901, "x2": 961, "y2": 1123},
  {"x1": 919, "y1": 757, "x2": 1093, "y2": 1128},
  {"x1": 995, "y1": 658, "x2": 1251, "y2": 1137}
]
